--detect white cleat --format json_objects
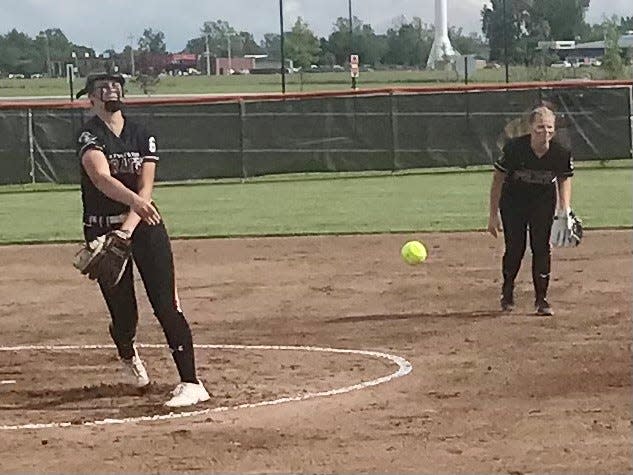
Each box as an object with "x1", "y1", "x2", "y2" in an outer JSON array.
[
  {"x1": 164, "y1": 381, "x2": 210, "y2": 408},
  {"x1": 120, "y1": 349, "x2": 150, "y2": 388}
]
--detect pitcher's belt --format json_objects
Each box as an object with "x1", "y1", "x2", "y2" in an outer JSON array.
[{"x1": 84, "y1": 213, "x2": 127, "y2": 227}]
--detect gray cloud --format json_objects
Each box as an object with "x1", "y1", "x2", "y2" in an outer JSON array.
[{"x1": 0, "y1": 0, "x2": 630, "y2": 53}]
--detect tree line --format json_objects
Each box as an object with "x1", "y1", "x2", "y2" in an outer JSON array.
[
  {"x1": 482, "y1": 0, "x2": 632, "y2": 64},
  {"x1": 1, "y1": 2, "x2": 631, "y2": 76}
]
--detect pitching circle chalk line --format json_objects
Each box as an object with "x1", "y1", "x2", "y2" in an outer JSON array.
[{"x1": 0, "y1": 343, "x2": 413, "y2": 431}]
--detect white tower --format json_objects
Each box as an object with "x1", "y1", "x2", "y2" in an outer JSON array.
[{"x1": 426, "y1": 0, "x2": 458, "y2": 69}]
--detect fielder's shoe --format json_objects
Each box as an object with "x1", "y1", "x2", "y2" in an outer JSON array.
[
  {"x1": 164, "y1": 381, "x2": 210, "y2": 408},
  {"x1": 120, "y1": 348, "x2": 150, "y2": 388},
  {"x1": 500, "y1": 295, "x2": 515, "y2": 312},
  {"x1": 535, "y1": 298, "x2": 553, "y2": 316}
]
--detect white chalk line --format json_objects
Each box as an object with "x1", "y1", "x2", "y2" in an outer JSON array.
[
  {"x1": 0, "y1": 380, "x2": 16, "y2": 385},
  {"x1": 0, "y1": 343, "x2": 412, "y2": 431}
]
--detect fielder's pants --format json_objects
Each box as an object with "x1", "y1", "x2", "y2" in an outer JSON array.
[
  {"x1": 84, "y1": 220, "x2": 197, "y2": 383},
  {"x1": 499, "y1": 193, "x2": 556, "y2": 301}
]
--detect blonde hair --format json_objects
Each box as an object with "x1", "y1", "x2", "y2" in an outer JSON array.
[{"x1": 528, "y1": 106, "x2": 556, "y2": 125}]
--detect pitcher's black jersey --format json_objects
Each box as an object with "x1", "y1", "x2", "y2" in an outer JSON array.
[
  {"x1": 76, "y1": 115, "x2": 158, "y2": 217},
  {"x1": 494, "y1": 134, "x2": 573, "y2": 205}
]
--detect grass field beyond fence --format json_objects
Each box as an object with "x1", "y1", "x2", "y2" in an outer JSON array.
[
  {"x1": 1, "y1": 66, "x2": 631, "y2": 98},
  {"x1": 1, "y1": 165, "x2": 630, "y2": 245}
]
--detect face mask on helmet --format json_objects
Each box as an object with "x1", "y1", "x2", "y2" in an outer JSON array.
[{"x1": 96, "y1": 82, "x2": 124, "y2": 112}]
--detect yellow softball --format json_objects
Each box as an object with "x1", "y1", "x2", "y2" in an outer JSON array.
[{"x1": 401, "y1": 240, "x2": 427, "y2": 265}]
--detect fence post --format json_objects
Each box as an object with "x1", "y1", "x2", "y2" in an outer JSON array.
[
  {"x1": 27, "y1": 108, "x2": 35, "y2": 184},
  {"x1": 389, "y1": 92, "x2": 397, "y2": 172},
  {"x1": 628, "y1": 86, "x2": 633, "y2": 158},
  {"x1": 629, "y1": 85, "x2": 633, "y2": 159},
  {"x1": 239, "y1": 99, "x2": 247, "y2": 182}
]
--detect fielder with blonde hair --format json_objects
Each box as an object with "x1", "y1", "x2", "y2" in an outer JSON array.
[{"x1": 487, "y1": 105, "x2": 581, "y2": 316}]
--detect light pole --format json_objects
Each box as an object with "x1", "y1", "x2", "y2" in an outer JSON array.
[
  {"x1": 127, "y1": 34, "x2": 136, "y2": 76},
  {"x1": 204, "y1": 33, "x2": 211, "y2": 75},
  {"x1": 68, "y1": 52, "x2": 77, "y2": 102},
  {"x1": 279, "y1": 0, "x2": 286, "y2": 92},
  {"x1": 502, "y1": 0, "x2": 509, "y2": 83},
  {"x1": 227, "y1": 35, "x2": 232, "y2": 74},
  {"x1": 71, "y1": 51, "x2": 77, "y2": 71},
  {"x1": 349, "y1": 0, "x2": 356, "y2": 89}
]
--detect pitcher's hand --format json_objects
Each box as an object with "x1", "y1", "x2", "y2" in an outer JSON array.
[
  {"x1": 487, "y1": 213, "x2": 502, "y2": 238},
  {"x1": 131, "y1": 196, "x2": 161, "y2": 225}
]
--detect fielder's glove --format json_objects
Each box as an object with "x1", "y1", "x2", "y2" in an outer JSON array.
[
  {"x1": 73, "y1": 230, "x2": 132, "y2": 287},
  {"x1": 551, "y1": 209, "x2": 583, "y2": 247}
]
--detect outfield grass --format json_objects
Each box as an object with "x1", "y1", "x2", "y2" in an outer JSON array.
[
  {"x1": 1, "y1": 166, "x2": 630, "y2": 245},
  {"x1": 1, "y1": 66, "x2": 629, "y2": 98}
]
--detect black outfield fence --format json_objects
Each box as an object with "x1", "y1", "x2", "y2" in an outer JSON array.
[{"x1": 0, "y1": 80, "x2": 631, "y2": 184}]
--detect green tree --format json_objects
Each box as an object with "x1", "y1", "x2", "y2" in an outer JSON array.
[
  {"x1": 327, "y1": 16, "x2": 359, "y2": 65},
  {"x1": 137, "y1": 28, "x2": 166, "y2": 53},
  {"x1": 577, "y1": 21, "x2": 606, "y2": 42},
  {"x1": 237, "y1": 32, "x2": 263, "y2": 55},
  {"x1": 620, "y1": 16, "x2": 633, "y2": 32},
  {"x1": 481, "y1": 0, "x2": 519, "y2": 62},
  {"x1": 482, "y1": 0, "x2": 590, "y2": 63},
  {"x1": 118, "y1": 46, "x2": 134, "y2": 74},
  {"x1": 316, "y1": 37, "x2": 336, "y2": 66},
  {"x1": 449, "y1": 27, "x2": 489, "y2": 57},
  {"x1": 0, "y1": 30, "x2": 32, "y2": 74},
  {"x1": 383, "y1": 17, "x2": 433, "y2": 66},
  {"x1": 260, "y1": 33, "x2": 281, "y2": 61},
  {"x1": 529, "y1": 0, "x2": 590, "y2": 40},
  {"x1": 0, "y1": 29, "x2": 47, "y2": 75},
  {"x1": 41, "y1": 28, "x2": 74, "y2": 64},
  {"x1": 0, "y1": 27, "x2": 94, "y2": 77},
  {"x1": 200, "y1": 20, "x2": 236, "y2": 57},
  {"x1": 602, "y1": 17, "x2": 625, "y2": 78},
  {"x1": 357, "y1": 24, "x2": 388, "y2": 66},
  {"x1": 184, "y1": 36, "x2": 205, "y2": 56},
  {"x1": 284, "y1": 17, "x2": 321, "y2": 69}
]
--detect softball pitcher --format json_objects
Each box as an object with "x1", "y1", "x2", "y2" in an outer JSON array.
[{"x1": 74, "y1": 72, "x2": 209, "y2": 407}]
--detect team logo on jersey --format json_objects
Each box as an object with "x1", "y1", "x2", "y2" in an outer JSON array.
[
  {"x1": 78, "y1": 131, "x2": 98, "y2": 147},
  {"x1": 108, "y1": 152, "x2": 143, "y2": 175}
]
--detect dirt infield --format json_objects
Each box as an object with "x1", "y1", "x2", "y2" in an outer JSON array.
[{"x1": 0, "y1": 230, "x2": 631, "y2": 473}]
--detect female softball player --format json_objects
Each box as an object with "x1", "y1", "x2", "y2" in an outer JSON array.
[
  {"x1": 75, "y1": 72, "x2": 209, "y2": 407},
  {"x1": 487, "y1": 106, "x2": 575, "y2": 316}
]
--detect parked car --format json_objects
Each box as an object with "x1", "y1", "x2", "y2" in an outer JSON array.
[{"x1": 550, "y1": 60, "x2": 572, "y2": 68}]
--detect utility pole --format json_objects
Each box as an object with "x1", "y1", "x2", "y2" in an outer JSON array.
[
  {"x1": 227, "y1": 35, "x2": 232, "y2": 74},
  {"x1": 279, "y1": 0, "x2": 286, "y2": 93},
  {"x1": 503, "y1": 0, "x2": 509, "y2": 83},
  {"x1": 349, "y1": 0, "x2": 357, "y2": 89},
  {"x1": 205, "y1": 33, "x2": 211, "y2": 75},
  {"x1": 127, "y1": 34, "x2": 136, "y2": 76}
]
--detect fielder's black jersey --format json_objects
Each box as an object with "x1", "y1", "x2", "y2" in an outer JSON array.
[
  {"x1": 494, "y1": 134, "x2": 574, "y2": 204},
  {"x1": 76, "y1": 115, "x2": 159, "y2": 217}
]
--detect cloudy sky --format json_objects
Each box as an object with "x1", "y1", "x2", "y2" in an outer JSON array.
[{"x1": 1, "y1": 0, "x2": 630, "y2": 53}]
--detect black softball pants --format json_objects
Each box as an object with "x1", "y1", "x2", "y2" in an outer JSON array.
[
  {"x1": 84, "y1": 221, "x2": 197, "y2": 383},
  {"x1": 499, "y1": 194, "x2": 556, "y2": 302}
]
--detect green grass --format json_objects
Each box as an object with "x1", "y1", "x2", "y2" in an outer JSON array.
[
  {"x1": 1, "y1": 65, "x2": 630, "y2": 97},
  {"x1": 1, "y1": 166, "x2": 630, "y2": 245}
]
